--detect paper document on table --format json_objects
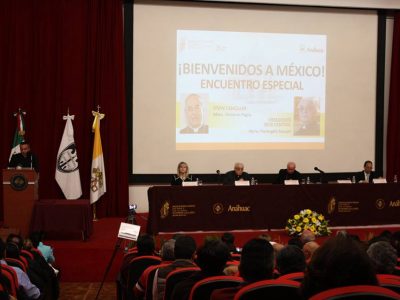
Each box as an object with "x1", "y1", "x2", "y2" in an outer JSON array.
[{"x1": 118, "y1": 222, "x2": 141, "y2": 241}]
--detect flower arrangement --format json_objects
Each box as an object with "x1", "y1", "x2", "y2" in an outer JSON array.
[{"x1": 285, "y1": 209, "x2": 331, "y2": 236}]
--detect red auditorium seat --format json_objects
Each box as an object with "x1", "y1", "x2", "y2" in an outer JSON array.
[
  {"x1": 279, "y1": 271, "x2": 305, "y2": 282},
  {"x1": 189, "y1": 275, "x2": 243, "y2": 300},
  {"x1": 377, "y1": 274, "x2": 400, "y2": 294},
  {"x1": 309, "y1": 285, "x2": 400, "y2": 300},
  {"x1": 233, "y1": 279, "x2": 301, "y2": 300},
  {"x1": 164, "y1": 267, "x2": 200, "y2": 300}
]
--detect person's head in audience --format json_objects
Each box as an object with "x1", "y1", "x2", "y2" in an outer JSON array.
[
  {"x1": 174, "y1": 235, "x2": 196, "y2": 260},
  {"x1": 160, "y1": 239, "x2": 175, "y2": 261},
  {"x1": 239, "y1": 238, "x2": 275, "y2": 283},
  {"x1": 300, "y1": 229, "x2": 316, "y2": 244},
  {"x1": 257, "y1": 234, "x2": 272, "y2": 242},
  {"x1": 270, "y1": 242, "x2": 284, "y2": 255},
  {"x1": 276, "y1": 245, "x2": 306, "y2": 276},
  {"x1": 5, "y1": 242, "x2": 20, "y2": 259},
  {"x1": 301, "y1": 234, "x2": 378, "y2": 298},
  {"x1": 137, "y1": 234, "x2": 155, "y2": 255},
  {"x1": 391, "y1": 231, "x2": 400, "y2": 256},
  {"x1": 234, "y1": 163, "x2": 245, "y2": 177},
  {"x1": 6, "y1": 233, "x2": 23, "y2": 250},
  {"x1": 367, "y1": 241, "x2": 398, "y2": 274},
  {"x1": 23, "y1": 239, "x2": 33, "y2": 251},
  {"x1": 195, "y1": 239, "x2": 230, "y2": 276},
  {"x1": 303, "y1": 241, "x2": 319, "y2": 263},
  {"x1": 29, "y1": 231, "x2": 44, "y2": 248},
  {"x1": 288, "y1": 237, "x2": 303, "y2": 249},
  {"x1": 221, "y1": 232, "x2": 236, "y2": 253}
]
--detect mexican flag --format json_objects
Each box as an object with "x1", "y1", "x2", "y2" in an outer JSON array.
[{"x1": 9, "y1": 110, "x2": 26, "y2": 161}]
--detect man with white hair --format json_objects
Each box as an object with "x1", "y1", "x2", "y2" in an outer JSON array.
[
  {"x1": 223, "y1": 162, "x2": 251, "y2": 185},
  {"x1": 180, "y1": 94, "x2": 209, "y2": 134},
  {"x1": 275, "y1": 161, "x2": 302, "y2": 184}
]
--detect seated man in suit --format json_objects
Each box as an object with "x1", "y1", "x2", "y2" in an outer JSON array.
[
  {"x1": 223, "y1": 162, "x2": 251, "y2": 185},
  {"x1": 275, "y1": 161, "x2": 302, "y2": 184},
  {"x1": 355, "y1": 160, "x2": 377, "y2": 183}
]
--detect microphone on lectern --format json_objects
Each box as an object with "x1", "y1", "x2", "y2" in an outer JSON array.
[{"x1": 314, "y1": 167, "x2": 325, "y2": 174}]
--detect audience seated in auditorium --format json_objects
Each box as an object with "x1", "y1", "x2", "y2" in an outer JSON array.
[
  {"x1": 19, "y1": 235, "x2": 60, "y2": 300},
  {"x1": 300, "y1": 229, "x2": 316, "y2": 245},
  {"x1": 171, "y1": 239, "x2": 230, "y2": 300},
  {"x1": 221, "y1": 233, "x2": 239, "y2": 254},
  {"x1": 29, "y1": 232, "x2": 55, "y2": 264},
  {"x1": 303, "y1": 241, "x2": 320, "y2": 264},
  {"x1": 367, "y1": 241, "x2": 398, "y2": 275},
  {"x1": 276, "y1": 245, "x2": 306, "y2": 276},
  {"x1": 153, "y1": 235, "x2": 197, "y2": 300},
  {"x1": 0, "y1": 239, "x2": 40, "y2": 299},
  {"x1": 287, "y1": 237, "x2": 303, "y2": 249},
  {"x1": 134, "y1": 238, "x2": 176, "y2": 299},
  {"x1": 300, "y1": 233, "x2": 378, "y2": 298},
  {"x1": 211, "y1": 238, "x2": 275, "y2": 300}
]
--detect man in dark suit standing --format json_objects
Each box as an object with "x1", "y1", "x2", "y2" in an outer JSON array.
[
  {"x1": 223, "y1": 162, "x2": 251, "y2": 185},
  {"x1": 355, "y1": 160, "x2": 377, "y2": 183},
  {"x1": 275, "y1": 161, "x2": 302, "y2": 184}
]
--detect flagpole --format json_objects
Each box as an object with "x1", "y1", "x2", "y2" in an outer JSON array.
[
  {"x1": 93, "y1": 203, "x2": 98, "y2": 221},
  {"x1": 91, "y1": 104, "x2": 106, "y2": 222}
]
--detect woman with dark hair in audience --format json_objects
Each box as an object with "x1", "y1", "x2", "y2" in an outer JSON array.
[
  {"x1": 171, "y1": 162, "x2": 193, "y2": 185},
  {"x1": 301, "y1": 234, "x2": 378, "y2": 298},
  {"x1": 276, "y1": 245, "x2": 306, "y2": 276},
  {"x1": 211, "y1": 238, "x2": 275, "y2": 300},
  {"x1": 171, "y1": 239, "x2": 230, "y2": 300}
]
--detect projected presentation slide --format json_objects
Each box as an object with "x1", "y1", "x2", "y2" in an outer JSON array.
[{"x1": 176, "y1": 30, "x2": 326, "y2": 150}]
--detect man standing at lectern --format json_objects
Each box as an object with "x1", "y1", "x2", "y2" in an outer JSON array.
[{"x1": 9, "y1": 141, "x2": 39, "y2": 172}]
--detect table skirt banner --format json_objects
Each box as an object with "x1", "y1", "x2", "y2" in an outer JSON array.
[{"x1": 147, "y1": 184, "x2": 400, "y2": 234}]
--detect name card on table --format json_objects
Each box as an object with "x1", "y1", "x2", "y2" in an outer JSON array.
[
  {"x1": 235, "y1": 180, "x2": 250, "y2": 186},
  {"x1": 337, "y1": 180, "x2": 352, "y2": 184},
  {"x1": 284, "y1": 180, "x2": 299, "y2": 185},
  {"x1": 373, "y1": 178, "x2": 387, "y2": 184},
  {"x1": 118, "y1": 222, "x2": 141, "y2": 241},
  {"x1": 182, "y1": 181, "x2": 198, "y2": 187}
]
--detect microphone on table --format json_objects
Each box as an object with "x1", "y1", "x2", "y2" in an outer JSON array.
[
  {"x1": 314, "y1": 167, "x2": 325, "y2": 184},
  {"x1": 314, "y1": 167, "x2": 325, "y2": 174},
  {"x1": 216, "y1": 170, "x2": 221, "y2": 184}
]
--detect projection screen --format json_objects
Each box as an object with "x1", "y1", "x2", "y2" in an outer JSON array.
[{"x1": 132, "y1": 1, "x2": 377, "y2": 174}]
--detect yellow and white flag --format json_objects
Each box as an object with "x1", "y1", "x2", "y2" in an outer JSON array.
[{"x1": 90, "y1": 111, "x2": 106, "y2": 204}]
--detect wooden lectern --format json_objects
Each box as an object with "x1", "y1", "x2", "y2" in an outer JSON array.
[{"x1": 2, "y1": 169, "x2": 38, "y2": 237}]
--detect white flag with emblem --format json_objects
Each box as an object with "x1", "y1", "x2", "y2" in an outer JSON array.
[
  {"x1": 55, "y1": 114, "x2": 82, "y2": 199},
  {"x1": 90, "y1": 110, "x2": 106, "y2": 204}
]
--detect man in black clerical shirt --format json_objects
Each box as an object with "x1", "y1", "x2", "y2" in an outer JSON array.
[
  {"x1": 9, "y1": 142, "x2": 39, "y2": 172},
  {"x1": 223, "y1": 162, "x2": 251, "y2": 185},
  {"x1": 275, "y1": 161, "x2": 301, "y2": 184}
]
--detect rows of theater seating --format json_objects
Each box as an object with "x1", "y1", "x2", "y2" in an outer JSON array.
[{"x1": 116, "y1": 230, "x2": 400, "y2": 300}]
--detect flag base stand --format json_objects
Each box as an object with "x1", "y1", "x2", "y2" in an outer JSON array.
[{"x1": 93, "y1": 203, "x2": 98, "y2": 221}]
